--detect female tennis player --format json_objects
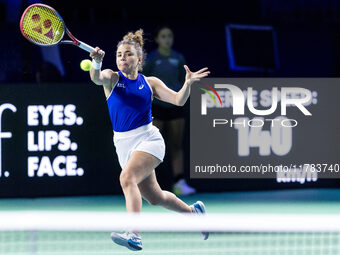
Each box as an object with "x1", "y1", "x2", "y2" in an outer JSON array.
[{"x1": 89, "y1": 29, "x2": 209, "y2": 251}]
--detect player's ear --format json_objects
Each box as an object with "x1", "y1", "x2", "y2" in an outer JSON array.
[{"x1": 137, "y1": 57, "x2": 143, "y2": 70}]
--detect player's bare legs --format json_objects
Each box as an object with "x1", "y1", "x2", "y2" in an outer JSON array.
[
  {"x1": 119, "y1": 151, "x2": 161, "y2": 213},
  {"x1": 138, "y1": 170, "x2": 192, "y2": 213},
  {"x1": 120, "y1": 150, "x2": 191, "y2": 213},
  {"x1": 112, "y1": 151, "x2": 159, "y2": 251},
  {"x1": 112, "y1": 151, "x2": 196, "y2": 251}
]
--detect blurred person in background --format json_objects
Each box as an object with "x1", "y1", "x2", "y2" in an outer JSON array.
[{"x1": 143, "y1": 26, "x2": 196, "y2": 196}]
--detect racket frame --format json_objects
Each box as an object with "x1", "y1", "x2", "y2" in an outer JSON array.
[{"x1": 20, "y1": 3, "x2": 94, "y2": 53}]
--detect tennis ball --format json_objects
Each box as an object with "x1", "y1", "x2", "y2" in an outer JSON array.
[{"x1": 80, "y1": 59, "x2": 92, "y2": 71}]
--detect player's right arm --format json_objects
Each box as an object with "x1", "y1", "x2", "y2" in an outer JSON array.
[{"x1": 89, "y1": 47, "x2": 118, "y2": 88}]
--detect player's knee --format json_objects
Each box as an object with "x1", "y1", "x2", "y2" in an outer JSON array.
[{"x1": 119, "y1": 171, "x2": 135, "y2": 189}]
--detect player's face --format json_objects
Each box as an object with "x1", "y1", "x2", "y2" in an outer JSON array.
[
  {"x1": 156, "y1": 28, "x2": 173, "y2": 50},
  {"x1": 116, "y1": 44, "x2": 141, "y2": 73}
]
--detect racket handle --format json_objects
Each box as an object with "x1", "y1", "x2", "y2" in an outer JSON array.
[{"x1": 78, "y1": 41, "x2": 95, "y2": 53}]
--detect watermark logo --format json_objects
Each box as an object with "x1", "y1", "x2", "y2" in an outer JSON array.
[
  {"x1": 190, "y1": 78, "x2": 338, "y2": 182},
  {"x1": 201, "y1": 84, "x2": 312, "y2": 116},
  {"x1": 199, "y1": 84, "x2": 222, "y2": 107}
]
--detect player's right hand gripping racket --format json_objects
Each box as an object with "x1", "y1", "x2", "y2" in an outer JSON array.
[{"x1": 20, "y1": 3, "x2": 94, "y2": 52}]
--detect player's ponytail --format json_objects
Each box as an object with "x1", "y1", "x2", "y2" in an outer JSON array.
[{"x1": 117, "y1": 29, "x2": 146, "y2": 71}]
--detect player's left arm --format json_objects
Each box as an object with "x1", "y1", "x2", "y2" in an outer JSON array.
[{"x1": 147, "y1": 65, "x2": 210, "y2": 106}]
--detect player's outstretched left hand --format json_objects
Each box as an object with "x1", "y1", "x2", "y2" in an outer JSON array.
[{"x1": 184, "y1": 65, "x2": 210, "y2": 86}]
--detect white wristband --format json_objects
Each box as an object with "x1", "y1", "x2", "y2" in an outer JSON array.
[{"x1": 92, "y1": 60, "x2": 102, "y2": 70}]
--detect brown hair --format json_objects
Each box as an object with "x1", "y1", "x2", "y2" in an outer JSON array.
[{"x1": 117, "y1": 29, "x2": 146, "y2": 71}]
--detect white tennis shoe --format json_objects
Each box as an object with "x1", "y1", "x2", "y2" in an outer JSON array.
[
  {"x1": 110, "y1": 231, "x2": 142, "y2": 251},
  {"x1": 190, "y1": 201, "x2": 209, "y2": 240}
]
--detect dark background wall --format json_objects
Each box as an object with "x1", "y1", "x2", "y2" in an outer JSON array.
[{"x1": 2, "y1": 0, "x2": 340, "y2": 83}]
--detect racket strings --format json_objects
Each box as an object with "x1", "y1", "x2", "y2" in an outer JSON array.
[{"x1": 21, "y1": 6, "x2": 64, "y2": 45}]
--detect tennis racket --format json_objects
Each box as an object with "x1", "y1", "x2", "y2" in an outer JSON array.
[{"x1": 20, "y1": 3, "x2": 94, "y2": 52}]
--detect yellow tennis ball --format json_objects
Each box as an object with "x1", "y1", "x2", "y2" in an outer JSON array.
[{"x1": 80, "y1": 59, "x2": 92, "y2": 71}]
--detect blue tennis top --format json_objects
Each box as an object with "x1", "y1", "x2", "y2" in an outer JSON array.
[{"x1": 106, "y1": 71, "x2": 153, "y2": 132}]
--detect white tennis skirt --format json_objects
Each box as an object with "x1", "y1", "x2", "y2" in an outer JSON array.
[{"x1": 113, "y1": 123, "x2": 166, "y2": 169}]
